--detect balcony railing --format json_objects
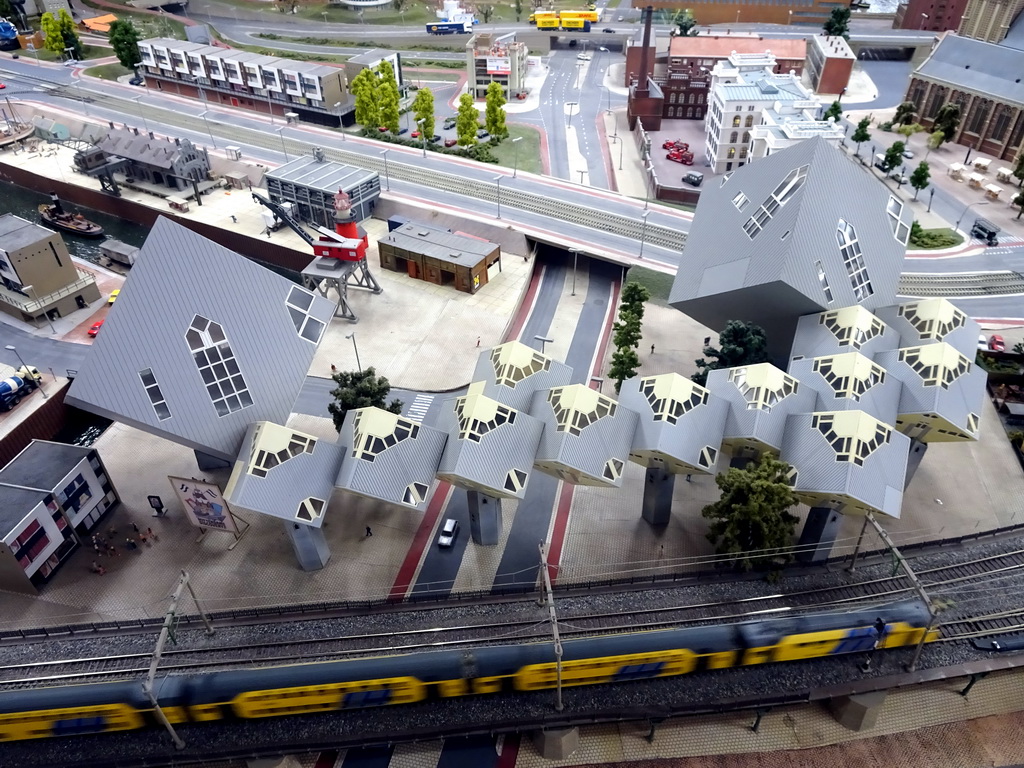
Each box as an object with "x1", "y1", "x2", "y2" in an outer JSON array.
[{"x1": 0, "y1": 272, "x2": 97, "y2": 315}]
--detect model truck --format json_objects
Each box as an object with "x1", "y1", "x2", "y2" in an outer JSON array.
[
  {"x1": 0, "y1": 365, "x2": 42, "y2": 412},
  {"x1": 426, "y1": 21, "x2": 471, "y2": 33}
]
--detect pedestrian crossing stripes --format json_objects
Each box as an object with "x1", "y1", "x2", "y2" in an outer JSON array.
[
  {"x1": 406, "y1": 394, "x2": 434, "y2": 423},
  {"x1": 997, "y1": 234, "x2": 1024, "y2": 244}
]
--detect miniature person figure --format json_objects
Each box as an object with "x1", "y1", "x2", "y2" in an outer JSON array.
[
  {"x1": 146, "y1": 527, "x2": 159, "y2": 542},
  {"x1": 125, "y1": 537, "x2": 138, "y2": 551},
  {"x1": 365, "y1": 526, "x2": 373, "y2": 537},
  {"x1": 139, "y1": 532, "x2": 150, "y2": 547},
  {"x1": 651, "y1": 344, "x2": 655, "y2": 355},
  {"x1": 131, "y1": 521, "x2": 140, "y2": 534},
  {"x1": 106, "y1": 543, "x2": 120, "y2": 557},
  {"x1": 91, "y1": 561, "x2": 106, "y2": 575}
]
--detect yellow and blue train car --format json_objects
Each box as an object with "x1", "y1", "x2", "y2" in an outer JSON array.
[{"x1": 0, "y1": 601, "x2": 936, "y2": 743}]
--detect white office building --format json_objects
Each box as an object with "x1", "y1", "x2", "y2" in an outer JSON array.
[
  {"x1": 749, "y1": 104, "x2": 845, "y2": 162},
  {"x1": 704, "y1": 52, "x2": 821, "y2": 175}
]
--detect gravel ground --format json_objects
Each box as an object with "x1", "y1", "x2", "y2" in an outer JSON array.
[{"x1": 5, "y1": 533, "x2": 1024, "y2": 766}]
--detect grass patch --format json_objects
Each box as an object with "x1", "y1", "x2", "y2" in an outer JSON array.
[
  {"x1": 255, "y1": 32, "x2": 463, "y2": 53},
  {"x1": 405, "y1": 69, "x2": 462, "y2": 82},
  {"x1": 24, "y1": 43, "x2": 107, "y2": 63},
  {"x1": 224, "y1": 37, "x2": 348, "y2": 63},
  {"x1": 84, "y1": 61, "x2": 132, "y2": 80},
  {"x1": 490, "y1": 124, "x2": 542, "y2": 176},
  {"x1": 79, "y1": 0, "x2": 187, "y2": 38},
  {"x1": 624, "y1": 266, "x2": 674, "y2": 305},
  {"x1": 909, "y1": 223, "x2": 963, "y2": 249}
]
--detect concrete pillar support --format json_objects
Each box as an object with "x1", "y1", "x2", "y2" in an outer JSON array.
[
  {"x1": 533, "y1": 726, "x2": 580, "y2": 760},
  {"x1": 284, "y1": 521, "x2": 330, "y2": 571},
  {"x1": 641, "y1": 466, "x2": 675, "y2": 526},
  {"x1": 904, "y1": 438, "x2": 928, "y2": 489},
  {"x1": 467, "y1": 490, "x2": 502, "y2": 546},
  {"x1": 796, "y1": 506, "x2": 842, "y2": 563},
  {"x1": 829, "y1": 690, "x2": 888, "y2": 731}
]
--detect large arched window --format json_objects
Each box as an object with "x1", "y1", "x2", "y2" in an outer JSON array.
[{"x1": 745, "y1": 115, "x2": 754, "y2": 128}]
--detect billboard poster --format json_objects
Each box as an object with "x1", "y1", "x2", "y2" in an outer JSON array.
[
  {"x1": 169, "y1": 476, "x2": 238, "y2": 533},
  {"x1": 486, "y1": 57, "x2": 511, "y2": 75}
]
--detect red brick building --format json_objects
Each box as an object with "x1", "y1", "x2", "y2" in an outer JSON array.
[
  {"x1": 893, "y1": 0, "x2": 970, "y2": 31},
  {"x1": 805, "y1": 36, "x2": 854, "y2": 96}
]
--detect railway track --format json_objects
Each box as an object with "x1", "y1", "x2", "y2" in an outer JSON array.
[
  {"x1": 898, "y1": 270, "x2": 1024, "y2": 298},
  {"x1": 7, "y1": 547, "x2": 1024, "y2": 689}
]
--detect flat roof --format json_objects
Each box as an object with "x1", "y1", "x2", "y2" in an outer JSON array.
[
  {"x1": 267, "y1": 156, "x2": 378, "y2": 193},
  {"x1": 0, "y1": 485, "x2": 45, "y2": 534},
  {"x1": 0, "y1": 214, "x2": 56, "y2": 252},
  {"x1": 0, "y1": 441, "x2": 92, "y2": 492},
  {"x1": 380, "y1": 223, "x2": 498, "y2": 267},
  {"x1": 669, "y1": 35, "x2": 807, "y2": 59}
]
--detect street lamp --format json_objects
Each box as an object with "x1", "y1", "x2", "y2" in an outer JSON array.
[
  {"x1": 322, "y1": 11, "x2": 328, "y2": 22},
  {"x1": 494, "y1": 175, "x2": 503, "y2": 219},
  {"x1": 5, "y1": 345, "x2": 46, "y2": 399},
  {"x1": 735, "y1": 9, "x2": 741, "y2": 23},
  {"x1": 566, "y1": 101, "x2": 578, "y2": 128},
  {"x1": 927, "y1": 187, "x2": 935, "y2": 213},
  {"x1": 512, "y1": 136, "x2": 523, "y2": 177},
  {"x1": 955, "y1": 200, "x2": 989, "y2": 232},
  {"x1": 638, "y1": 210, "x2": 651, "y2": 260},
  {"x1": 26, "y1": 42, "x2": 39, "y2": 66},
  {"x1": 618, "y1": 133, "x2": 625, "y2": 170},
  {"x1": 417, "y1": 118, "x2": 427, "y2": 158},
  {"x1": 919, "y1": 12, "x2": 929, "y2": 29},
  {"x1": 198, "y1": 110, "x2": 216, "y2": 148},
  {"x1": 132, "y1": 95, "x2": 150, "y2": 134},
  {"x1": 569, "y1": 248, "x2": 580, "y2": 296},
  {"x1": 380, "y1": 148, "x2": 391, "y2": 191},
  {"x1": 345, "y1": 333, "x2": 362, "y2": 371},
  {"x1": 275, "y1": 126, "x2": 289, "y2": 161},
  {"x1": 643, "y1": 162, "x2": 654, "y2": 209},
  {"x1": 333, "y1": 102, "x2": 345, "y2": 138},
  {"x1": 788, "y1": 9, "x2": 793, "y2": 24}
]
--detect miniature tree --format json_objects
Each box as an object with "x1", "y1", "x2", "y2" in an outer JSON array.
[
  {"x1": 57, "y1": 8, "x2": 82, "y2": 60},
  {"x1": 882, "y1": 141, "x2": 906, "y2": 175},
  {"x1": 328, "y1": 367, "x2": 403, "y2": 431},
  {"x1": 351, "y1": 69, "x2": 380, "y2": 128},
  {"x1": 40, "y1": 12, "x2": 64, "y2": 55},
  {"x1": 823, "y1": 100, "x2": 843, "y2": 123},
  {"x1": 108, "y1": 20, "x2": 142, "y2": 71},
  {"x1": 484, "y1": 80, "x2": 508, "y2": 140},
  {"x1": 456, "y1": 92, "x2": 478, "y2": 146},
  {"x1": 514, "y1": 0, "x2": 524, "y2": 21},
  {"x1": 479, "y1": 3, "x2": 495, "y2": 22},
  {"x1": 893, "y1": 101, "x2": 916, "y2": 126},
  {"x1": 692, "y1": 320, "x2": 769, "y2": 386},
  {"x1": 909, "y1": 161, "x2": 930, "y2": 200},
  {"x1": 376, "y1": 60, "x2": 401, "y2": 135},
  {"x1": 411, "y1": 86, "x2": 435, "y2": 142},
  {"x1": 608, "y1": 347, "x2": 640, "y2": 393},
  {"x1": 702, "y1": 454, "x2": 800, "y2": 572},
  {"x1": 1012, "y1": 151, "x2": 1024, "y2": 188},
  {"x1": 932, "y1": 103, "x2": 961, "y2": 145},
  {"x1": 822, "y1": 6, "x2": 851, "y2": 38},
  {"x1": 674, "y1": 9, "x2": 698, "y2": 35},
  {"x1": 851, "y1": 117, "x2": 871, "y2": 157}
]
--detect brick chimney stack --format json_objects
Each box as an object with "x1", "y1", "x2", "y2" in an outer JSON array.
[{"x1": 636, "y1": 5, "x2": 654, "y2": 97}]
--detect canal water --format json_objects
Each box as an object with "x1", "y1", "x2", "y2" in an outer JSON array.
[{"x1": 0, "y1": 180, "x2": 150, "y2": 266}]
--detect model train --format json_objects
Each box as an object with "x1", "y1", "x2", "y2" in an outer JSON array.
[{"x1": 0, "y1": 601, "x2": 937, "y2": 742}]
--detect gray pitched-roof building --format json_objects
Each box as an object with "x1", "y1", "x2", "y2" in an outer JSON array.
[
  {"x1": 707, "y1": 362, "x2": 817, "y2": 457},
  {"x1": 874, "y1": 298, "x2": 983, "y2": 360},
  {"x1": 224, "y1": 422, "x2": 344, "y2": 527},
  {"x1": 66, "y1": 217, "x2": 335, "y2": 462},
  {"x1": 780, "y1": 410, "x2": 911, "y2": 518},
  {"x1": 618, "y1": 373, "x2": 729, "y2": 476},
  {"x1": 874, "y1": 342, "x2": 987, "y2": 442},
  {"x1": 335, "y1": 407, "x2": 448, "y2": 509},
  {"x1": 789, "y1": 305, "x2": 902, "y2": 363},
  {"x1": 435, "y1": 385, "x2": 544, "y2": 499},
  {"x1": 669, "y1": 138, "x2": 912, "y2": 358},
  {"x1": 89, "y1": 129, "x2": 211, "y2": 191},
  {"x1": 470, "y1": 341, "x2": 573, "y2": 413},
  {"x1": 529, "y1": 384, "x2": 638, "y2": 487}
]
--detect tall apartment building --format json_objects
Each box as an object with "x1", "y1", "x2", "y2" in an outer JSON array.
[
  {"x1": 958, "y1": 0, "x2": 1024, "y2": 42},
  {"x1": 0, "y1": 214, "x2": 100, "y2": 325},
  {"x1": 136, "y1": 39, "x2": 353, "y2": 127},
  {"x1": 804, "y1": 35, "x2": 855, "y2": 95},
  {"x1": 466, "y1": 33, "x2": 529, "y2": 99},
  {"x1": 705, "y1": 52, "x2": 820, "y2": 174},
  {"x1": 893, "y1": 0, "x2": 970, "y2": 31}
]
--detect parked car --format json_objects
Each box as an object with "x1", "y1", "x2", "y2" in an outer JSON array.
[
  {"x1": 411, "y1": 130, "x2": 421, "y2": 138},
  {"x1": 128, "y1": 76, "x2": 144, "y2": 87},
  {"x1": 977, "y1": 334, "x2": 989, "y2": 351},
  {"x1": 397, "y1": 127, "x2": 409, "y2": 135},
  {"x1": 444, "y1": 138, "x2": 458, "y2": 147},
  {"x1": 603, "y1": 27, "x2": 616, "y2": 32},
  {"x1": 617, "y1": 14, "x2": 623, "y2": 20},
  {"x1": 888, "y1": 170, "x2": 909, "y2": 184},
  {"x1": 576, "y1": 53, "x2": 592, "y2": 60},
  {"x1": 989, "y1": 334, "x2": 1006, "y2": 352},
  {"x1": 108, "y1": 289, "x2": 120, "y2": 305},
  {"x1": 87, "y1": 320, "x2": 104, "y2": 338},
  {"x1": 902, "y1": 149, "x2": 914, "y2": 159},
  {"x1": 438, "y1": 518, "x2": 459, "y2": 548},
  {"x1": 0, "y1": 82, "x2": 6, "y2": 89},
  {"x1": 443, "y1": 117, "x2": 457, "y2": 129},
  {"x1": 476, "y1": 128, "x2": 490, "y2": 139},
  {"x1": 429, "y1": 134, "x2": 442, "y2": 143}
]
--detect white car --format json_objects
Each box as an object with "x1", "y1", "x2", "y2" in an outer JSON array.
[
  {"x1": 438, "y1": 518, "x2": 459, "y2": 548},
  {"x1": 977, "y1": 334, "x2": 988, "y2": 351},
  {"x1": 576, "y1": 53, "x2": 592, "y2": 61}
]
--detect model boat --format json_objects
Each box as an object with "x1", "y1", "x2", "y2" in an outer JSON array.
[{"x1": 38, "y1": 193, "x2": 104, "y2": 238}]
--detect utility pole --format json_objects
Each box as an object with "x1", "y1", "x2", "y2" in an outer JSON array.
[
  {"x1": 865, "y1": 513, "x2": 934, "y2": 671},
  {"x1": 144, "y1": 570, "x2": 215, "y2": 749},
  {"x1": 538, "y1": 543, "x2": 564, "y2": 711}
]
